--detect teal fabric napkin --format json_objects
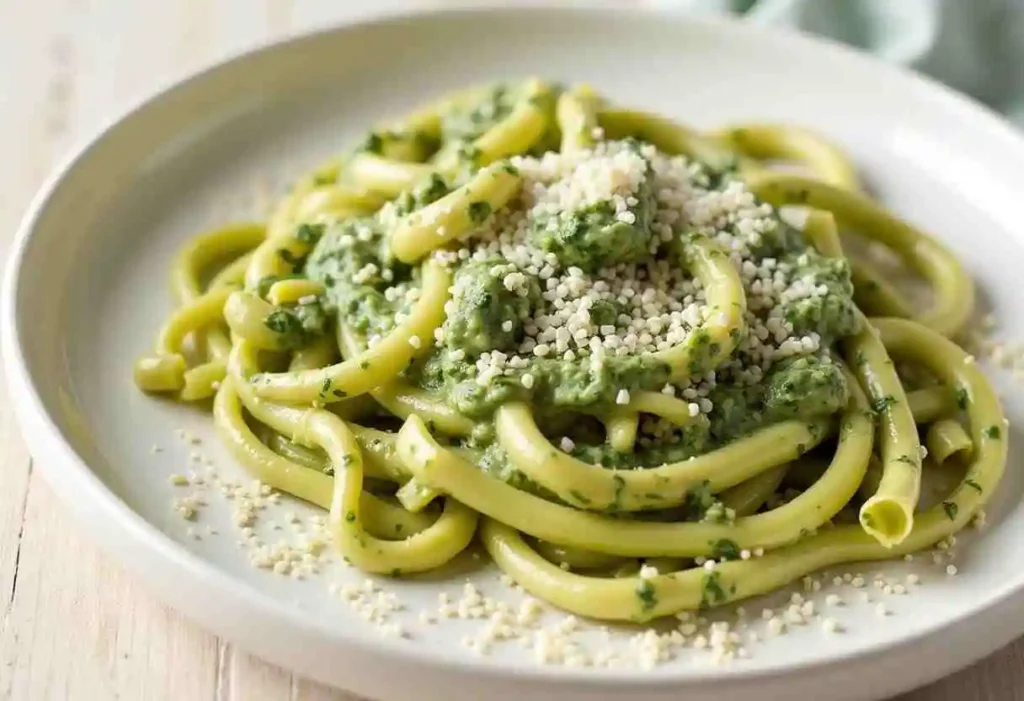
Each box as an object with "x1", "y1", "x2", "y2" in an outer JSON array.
[{"x1": 652, "y1": 0, "x2": 1024, "y2": 125}]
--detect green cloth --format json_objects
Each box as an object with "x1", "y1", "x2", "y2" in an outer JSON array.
[{"x1": 654, "y1": 0, "x2": 1024, "y2": 124}]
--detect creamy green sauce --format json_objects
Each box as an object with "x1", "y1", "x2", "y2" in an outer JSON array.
[
  {"x1": 263, "y1": 87, "x2": 857, "y2": 500},
  {"x1": 529, "y1": 140, "x2": 658, "y2": 272}
]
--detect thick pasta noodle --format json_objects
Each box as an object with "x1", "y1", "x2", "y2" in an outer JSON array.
[{"x1": 134, "y1": 80, "x2": 1007, "y2": 622}]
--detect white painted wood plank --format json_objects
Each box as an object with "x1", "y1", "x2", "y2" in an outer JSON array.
[
  {"x1": 0, "y1": 5, "x2": 74, "y2": 698},
  {"x1": 0, "y1": 2, "x2": 221, "y2": 700},
  {"x1": 1, "y1": 477, "x2": 219, "y2": 700},
  {"x1": 296, "y1": 677, "x2": 365, "y2": 701},
  {"x1": 224, "y1": 647, "x2": 294, "y2": 701},
  {"x1": 0, "y1": 2, "x2": 1021, "y2": 700}
]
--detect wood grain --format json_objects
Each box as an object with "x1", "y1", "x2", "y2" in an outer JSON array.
[{"x1": 0, "y1": 1, "x2": 1020, "y2": 699}]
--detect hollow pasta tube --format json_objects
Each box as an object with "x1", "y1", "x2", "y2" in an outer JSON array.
[
  {"x1": 926, "y1": 419, "x2": 973, "y2": 465},
  {"x1": 653, "y1": 235, "x2": 747, "y2": 382},
  {"x1": 213, "y1": 378, "x2": 434, "y2": 540},
  {"x1": 846, "y1": 314, "x2": 921, "y2": 547},
  {"x1": 479, "y1": 319, "x2": 1003, "y2": 620},
  {"x1": 226, "y1": 344, "x2": 477, "y2": 574},
  {"x1": 246, "y1": 259, "x2": 450, "y2": 403},
  {"x1": 388, "y1": 162, "x2": 521, "y2": 263},
  {"x1": 397, "y1": 392, "x2": 867, "y2": 558},
  {"x1": 495, "y1": 401, "x2": 826, "y2": 512},
  {"x1": 748, "y1": 173, "x2": 973, "y2": 337},
  {"x1": 712, "y1": 124, "x2": 860, "y2": 192},
  {"x1": 556, "y1": 85, "x2": 600, "y2": 152}
]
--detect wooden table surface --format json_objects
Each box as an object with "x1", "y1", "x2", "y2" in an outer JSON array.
[{"x1": 1, "y1": 1, "x2": 1021, "y2": 698}]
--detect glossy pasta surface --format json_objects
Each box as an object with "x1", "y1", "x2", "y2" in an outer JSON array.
[{"x1": 134, "y1": 81, "x2": 1006, "y2": 621}]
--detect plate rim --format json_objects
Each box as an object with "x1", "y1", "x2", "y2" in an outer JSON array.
[{"x1": 5, "y1": 2, "x2": 1024, "y2": 694}]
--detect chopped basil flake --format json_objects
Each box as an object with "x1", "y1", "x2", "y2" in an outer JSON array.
[
  {"x1": 636, "y1": 580, "x2": 657, "y2": 612},
  {"x1": 468, "y1": 201, "x2": 492, "y2": 224},
  {"x1": 700, "y1": 570, "x2": 728, "y2": 609},
  {"x1": 942, "y1": 501, "x2": 958, "y2": 521},
  {"x1": 871, "y1": 395, "x2": 897, "y2": 415},
  {"x1": 278, "y1": 248, "x2": 301, "y2": 267},
  {"x1": 568, "y1": 489, "x2": 590, "y2": 505},
  {"x1": 710, "y1": 538, "x2": 741, "y2": 562},
  {"x1": 363, "y1": 132, "x2": 384, "y2": 154},
  {"x1": 265, "y1": 308, "x2": 303, "y2": 338},
  {"x1": 296, "y1": 222, "x2": 326, "y2": 244}
]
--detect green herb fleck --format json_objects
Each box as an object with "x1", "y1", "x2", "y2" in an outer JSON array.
[
  {"x1": 984, "y1": 425, "x2": 1001, "y2": 439},
  {"x1": 568, "y1": 489, "x2": 591, "y2": 506},
  {"x1": 895, "y1": 453, "x2": 917, "y2": 465},
  {"x1": 344, "y1": 510, "x2": 356, "y2": 523},
  {"x1": 636, "y1": 580, "x2": 657, "y2": 612},
  {"x1": 942, "y1": 501, "x2": 958, "y2": 521},
  {"x1": 278, "y1": 248, "x2": 300, "y2": 267},
  {"x1": 467, "y1": 201, "x2": 492, "y2": 224},
  {"x1": 611, "y1": 473, "x2": 626, "y2": 509},
  {"x1": 710, "y1": 539, "x2": 741, "y2": 562},
  {"x1": 955, "y1": 387, "x2": 969, "y2": 410},
  {"x1": 700, "y1": 570, "x2": 728, "y2": 610},
  {"x1": 457, "y1": 143, "x2": 481, "y2": 163},
  {"x1": 682, "y1": 480, "x2": 714, "y2": 521},
  {"x1": 871, "y1": 395, "x2": 897, "y2": 414},
  {"x1": 417, "y1": 173, "x2": 449, "y2": 205},
  {"x1": 264, "y1": 308, "x2": 303, "y2": 338},
  {"x1": 362, "y1": 132, "x2": 383, "y2": 154},
  {"x1": 964, "y1": 478, "x2": 983, "y2": 494},
  {"x1": 295, "y1": 222, "x2": 325, "y2": 244}
]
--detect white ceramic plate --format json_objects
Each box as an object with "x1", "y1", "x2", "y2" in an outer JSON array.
[{"x1": 6, "y1": 6, "x2": 1024, "y2": 700}]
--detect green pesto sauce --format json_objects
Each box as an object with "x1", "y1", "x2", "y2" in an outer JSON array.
[
  {"x1": 776, "y1": 250, "x2": 858, "y2": 344},
  {"x1": 414, "y1": 350, "x2": 672, "y2": 420},
  {"x1": 529, "y1": 141, "x2": 658, "y2": 272},
  {"x1": 764, "y1": 354, "x2": 848, "y2": 422},
  {"x1": 441, "y1": 84, "x2": 519, "y2": 145},
  {"x1": 263, "y1": 297, "x2": 329, "y2": 350},
  {"x1": 303, "y1": 173, "x2": 454, "y2": 338},
  {"x1": 443, "y1": 259, "x2": 538, "y2": 356},
  {"x1": 283, "y1": 101, "x2": 857, "y2": 505}
]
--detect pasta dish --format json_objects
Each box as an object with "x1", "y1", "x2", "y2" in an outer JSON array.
[{"x1": 134, "y1": 81, "x2": 1007, "y2": 621}]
